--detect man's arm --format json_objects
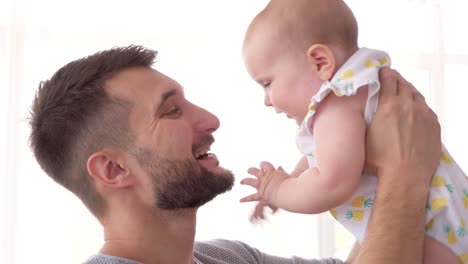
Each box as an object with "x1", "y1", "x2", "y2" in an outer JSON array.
[
  {"x1": 347, "y1": 68, "x2": 441, "y2": 264},
  {"x1": 351, "y1": 166, "x2": 431, "y2": 264}
]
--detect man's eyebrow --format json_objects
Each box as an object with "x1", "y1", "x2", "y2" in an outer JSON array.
[{"x1": 154, "y1": 88, "x2": 177, "y2": 114}]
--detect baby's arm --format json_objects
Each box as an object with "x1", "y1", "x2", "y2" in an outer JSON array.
[
  {"x1": 290, "y1": 155, "x2": 309, "y2": 177},
  {"x1": 241, "y1": 89, "x2": 368, "y2": 214},
  {"x1": 275, "y1": 93, "x2": 366, "y2": 213}
]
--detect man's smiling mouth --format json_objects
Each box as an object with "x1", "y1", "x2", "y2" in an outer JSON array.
[
  {"x1": 195, "y1": 149, "x2": 212, "y2": 160},
  {"x1": 193, "y1": 135, "x2": 215, "y2": 160}
]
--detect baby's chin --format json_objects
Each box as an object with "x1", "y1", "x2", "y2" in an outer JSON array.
[{"x1": 287, "y1": 115, "x2": 301, "y2": 126}]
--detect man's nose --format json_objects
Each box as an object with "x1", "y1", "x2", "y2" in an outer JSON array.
[{"x1": 194, "y1": 106, "x2": 220, "y2": 134}]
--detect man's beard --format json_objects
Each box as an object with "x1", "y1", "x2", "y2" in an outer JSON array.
[{"x1": 134, "y1": 148, "x2": 234, "y2": 210}]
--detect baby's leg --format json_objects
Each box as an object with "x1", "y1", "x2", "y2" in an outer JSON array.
[{"x1": 424, "y1": 235, "x2": 461, "y2": 264}]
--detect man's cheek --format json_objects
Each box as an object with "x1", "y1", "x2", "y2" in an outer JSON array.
[{"x1": 154, "y1": 129, "x2": 192, "y2": 158}]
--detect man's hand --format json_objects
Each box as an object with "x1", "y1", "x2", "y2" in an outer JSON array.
[
  {"x1": 350, "y1": 67, "x2": 442, "y2": 264},
  {"x1": 364, "y1": 67, "x2": 441, "y2": 183}
]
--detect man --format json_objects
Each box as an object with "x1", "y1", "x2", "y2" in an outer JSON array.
[{"x1": 29, "y1": 45, "x2": 440, "y2": 264}]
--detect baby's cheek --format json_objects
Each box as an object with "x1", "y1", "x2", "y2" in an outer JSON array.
[{"x1": 270, "y1": 93, "x2": 289, "y2": 112}]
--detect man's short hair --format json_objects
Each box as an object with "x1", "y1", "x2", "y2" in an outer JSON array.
[{"x1": 29, "y1": 45, "x2": 157, "y2": 216}]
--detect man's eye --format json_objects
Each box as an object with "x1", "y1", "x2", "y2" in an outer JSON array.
[{"x1": 166, "y1": 106, "x2": 180, "y2": 115}]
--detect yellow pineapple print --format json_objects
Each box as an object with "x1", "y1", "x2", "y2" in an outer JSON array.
[
  {"x1": 346, "y1": 210, "x2": 364, "y2": 221},
  {"x1": 463, "y1": 189, "x2": 468, "y2": 209},
  {"x1": 332, "y1": 88, "x2": 344, "y2": 97},
  {"x1": 459, "y1": 253, "x2": 468, "y2": 264},
  {"x1": 379, "y1": 57, "x2": 389, "y2": 65},
  {"x1": 427, "y1": 197, "x2": 447, "y2": 211},
  {"x1": 308, "y1": 103, "x2": 316, "y2": 112},
  {"x1": 351, "y1": 196, "x2": 374, "y2": 208},
  {"x1": 441, "y1": 151, "x2": 453, "y2": 164},
  {"x1": 432, "y1": 176, "x2": 446, "y2": 187},
  {"x1": 339, "y1": 69, "x2": 354, "y2": 80},
  {"x1": 364, "y1": 59, "x2": 378, "y2": 69},
  {"x1": 425, "y1": 218, "x2": 434, "y2": 231},
  {"x1": 330, "y1": 209, "x2": 338, "y2": 219},
  {"x1": 431, "y1": 176, "x2": 454, "y2": 193},
  {"x1": 444, "y1": 225, "x2": 457, "y2": 244}
]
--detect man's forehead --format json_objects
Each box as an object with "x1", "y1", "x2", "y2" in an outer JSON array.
[{"x1": 105, "y1": 67, "x2": 183, "y2": 99}]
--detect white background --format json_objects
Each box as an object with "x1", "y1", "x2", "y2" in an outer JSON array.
[{"x1": 1, "y1": 0, "x2": 467, "y2": 263}]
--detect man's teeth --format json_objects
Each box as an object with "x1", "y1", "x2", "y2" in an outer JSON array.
[{"x1": 195, "y1": 150, "x2": 209, "y2": 159}]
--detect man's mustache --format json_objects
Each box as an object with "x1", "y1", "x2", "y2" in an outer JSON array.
[{"x1": 192, "y1": 135, "x2": 215, "y2": 152}]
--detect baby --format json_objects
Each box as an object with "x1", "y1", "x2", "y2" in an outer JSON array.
[{"x1": 240, "y1": 0, "x2": 468, "y2": 263}]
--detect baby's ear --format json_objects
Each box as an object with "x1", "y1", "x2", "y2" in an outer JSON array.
[{"x1": 306, "y1": 44, "x2": 336, "y2": 81}]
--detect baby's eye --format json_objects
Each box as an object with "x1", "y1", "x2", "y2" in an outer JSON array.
[{"x1": 262, "y1": 82, "x2": 271, "y2": 89}]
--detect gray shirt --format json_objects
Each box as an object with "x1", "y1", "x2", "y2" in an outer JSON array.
[{"x1": 83, "y1": 239, "x2": 345, "y2": 264}]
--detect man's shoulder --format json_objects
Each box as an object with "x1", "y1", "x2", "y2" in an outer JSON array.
[
  {"x1": 194, "y1": 239, "x2": 262, "y2": 263},
  {"x1": 83, "y1": 254, "x2": 142, "y2": 264},
  {"x1": 194, "y1": 239, "x2": 345, "y2": 264},
  {"x1": 194, "y1": 239, "x2": 257, "y2": 255}
]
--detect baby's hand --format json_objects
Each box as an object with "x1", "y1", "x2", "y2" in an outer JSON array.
[
  {"x1": 250, "y1": 200, "x2": 278, "y2": 222},
  {"x1": 240, "y1": 161, "x2": 290, "y2": 205}
]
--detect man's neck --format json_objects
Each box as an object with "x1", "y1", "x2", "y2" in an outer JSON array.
[{"x1": 100, "y1": 207, "x2": 198, "y2": 264}]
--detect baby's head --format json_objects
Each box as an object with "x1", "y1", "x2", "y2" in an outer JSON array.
[{"x1": 242, "y1": 0, "x2": 359, "y2": 124}]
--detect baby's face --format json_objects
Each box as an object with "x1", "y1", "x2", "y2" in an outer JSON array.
[{"x1": 243, "y1": 35, "x2": 323, "y2": 125}]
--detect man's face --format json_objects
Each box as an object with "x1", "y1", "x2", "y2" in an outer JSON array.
[{"x1": 107, "y1": 67, "x2": 234, "y2": 209}]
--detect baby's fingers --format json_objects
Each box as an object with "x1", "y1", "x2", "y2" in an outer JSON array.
[
  {"x1": 277, "y1": 166, "x2": 286, "y2": 173},
  {"x1": 240, "y1": 193, "x2": 262, "y2": 203},
  {"x1": 240, "y1": 178, "x2": 260, "y2": 188},
  {"x1": 259, "y1": 161, "x2": 275, "y2": 172},
  {"x1": 250, "y1": 205, "x2": 266, "y2": 222},
  {"x1": 247, "y1": 167, "x2": 264, "y2": 178}
]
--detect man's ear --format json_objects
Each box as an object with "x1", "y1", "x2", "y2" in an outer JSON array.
[
  {"x1": 306, "y1": 44, "x2": 336, "y2": 81},
  {"x1": 87, "y1": 150, "x2": 134, "y2": 189}
]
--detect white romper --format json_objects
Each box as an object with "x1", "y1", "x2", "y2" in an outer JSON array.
[{"x1": 296, "y1": 47, "x2": 468, "y2": 262}]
